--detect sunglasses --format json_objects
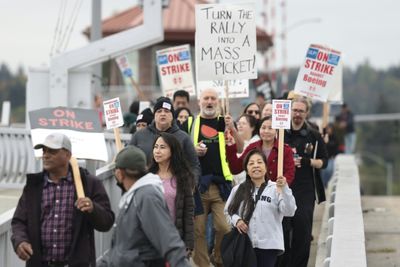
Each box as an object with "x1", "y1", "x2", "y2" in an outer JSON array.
[
  {"x1": 247, "y1": 110, "x2": 260, "y2": 115},
  {"x1": 292, "y1": 109, "x2": 306, "y2": 114}
]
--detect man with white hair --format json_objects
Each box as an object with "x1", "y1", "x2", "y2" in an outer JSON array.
[{"x1": 191, "y1": 88, "x2": 232, "y2": 267}]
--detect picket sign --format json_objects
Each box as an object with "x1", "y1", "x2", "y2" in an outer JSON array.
[
  {"x1": 272, "y1": 100, "x2": 292, "y2": 193},
  {"x1": 156, "y1": 44, "x2": 196, "y2": 98},
  {"x1": 29, "y1": 107, "x2": 110, "y2": 198},
  {"x1": 103, "y1": 97, "x2": 124, "y2": 153},
  {"x1": 294, "y1": 44, "x2": 342, "y2": 102},
  {"x1": 195, "y1": 3, "x2": 256, "y2": 109},
  {"x1": 115, "y1": 55, "x2": 146, "y2": 100}
]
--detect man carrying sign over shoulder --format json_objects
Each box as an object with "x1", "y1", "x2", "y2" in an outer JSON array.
[
  {"x1": 11, "y1": 133, "x2": 114, "y2": 267},
  {"x1": 279, "y1": 96, "x2": 328, "y2": 267}
]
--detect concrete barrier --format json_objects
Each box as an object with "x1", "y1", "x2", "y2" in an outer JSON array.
[{"x1": 316, "y1": 155, "x2": 367, "y2": 267}]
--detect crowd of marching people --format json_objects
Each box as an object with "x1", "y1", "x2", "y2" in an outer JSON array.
[{"x1": 11, "y1": 88, "x2": 352, "y2": 267}]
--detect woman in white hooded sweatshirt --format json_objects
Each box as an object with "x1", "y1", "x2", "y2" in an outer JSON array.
[{"x1": 224, "y1": 149, "x2": 296, "y2": 267}]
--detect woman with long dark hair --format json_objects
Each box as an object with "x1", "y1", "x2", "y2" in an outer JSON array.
[
  {"x1": 224, "y1": 149, "x2": 296, "y2": 267},
  {"x1": 149, "y1": 132, "x2": 195, "y2": 256}
]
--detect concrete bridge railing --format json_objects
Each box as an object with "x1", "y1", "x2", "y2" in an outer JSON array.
[
  {"x1": 0, "y1": 127, "x2": 131, "y2": 188},
  {"x1": 316, "y1": 154, "x2": 367, "y2": 267}
]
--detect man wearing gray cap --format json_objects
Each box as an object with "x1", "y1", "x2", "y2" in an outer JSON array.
[
  {"x1": 98, "y1": 145, "x2": 190, "y2": 267},
  {"x1": 11, "y1": 133, "x2": 115, "y2": 267}
]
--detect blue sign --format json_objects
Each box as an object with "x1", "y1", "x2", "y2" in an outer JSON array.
[
  {"x1": 158, "y1": 55, "x2": 168, "y2": 65},
  {"x1": 123, "y1": 69, "x2": 133, "y2": 77},
  {"x1": 306, "y1": 48, "x2": 318, "y2": 59},
  {"x1": 328, "y1": 54, "x2": 340, "y2": 66},
  {"x1": 179, "y1": 51, "x2": 190, "y2": 61},
  {"x1": 283, "y1": 103, "x2": 290, "y2": 109}
]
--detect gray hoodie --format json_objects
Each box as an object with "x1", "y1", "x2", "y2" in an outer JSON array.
[
  {"x1": 98, "y1": 173, "x2": 190, "y2": 267},
  {"x1": 129, "y1": 121, "x2": 200, "y2": 184}
]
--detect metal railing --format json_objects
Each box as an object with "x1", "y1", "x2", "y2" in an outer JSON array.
[
  {"x1": 316, "y1": 155, "x2": 367, "y2": 267},
  {"x1": 0, "y1": 127, "x2": 131, "y2": 187}
]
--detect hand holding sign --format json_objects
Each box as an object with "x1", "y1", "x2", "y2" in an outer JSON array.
[{"x1": 272, "y1": 100, "x2": 292, "y2": 194}]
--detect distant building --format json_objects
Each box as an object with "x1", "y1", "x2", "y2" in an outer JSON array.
[{"x1": 84, "y1": 0, "x2": 273, "y2": 112}]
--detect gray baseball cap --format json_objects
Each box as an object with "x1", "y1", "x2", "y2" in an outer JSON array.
[{"x1": 34, "y1": 133, "x2": 72, "y2": 152}]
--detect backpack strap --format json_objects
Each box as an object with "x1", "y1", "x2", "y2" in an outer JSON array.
[{"x1": 244, "y1": 182, "x2": 267, "y2": 223}]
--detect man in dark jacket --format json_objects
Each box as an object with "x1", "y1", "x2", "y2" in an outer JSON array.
[
  {"x1": 129, "y1": 97, "x2": 200, "y2": 184},
  {"x1": 279, "y1": 96, "x2": 328, "y2": 267},
  {"x1": 11, "y1": 133, "x2": 114, "y2": 267}
]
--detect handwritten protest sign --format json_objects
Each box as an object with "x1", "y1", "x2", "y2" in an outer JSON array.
[
  {"x1": 29, "y1": 107, "x2": 108, "y2": 162},
  {"x1": 294, "y1": 44, "x2": 341, "y2": 102},
  {"x1": 197, "y1": 79, "x2": 248, "y2": 99},
  {"x1": 103, "y1": 97, "x2": 124, "y2": 130},
  {"x1": 156, "y1": 44, "x2": 196, "y2": 98},
  {"x1": 195, "y1": 3, "x2": 257, "y2": 81},
  {"x1": 272, "y1": 100, "x2": 292, "y2": 129}
]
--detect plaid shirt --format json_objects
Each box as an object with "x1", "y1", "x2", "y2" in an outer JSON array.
[{"x1": 41, "y1": 171, "x2": 75, "y2": 262}]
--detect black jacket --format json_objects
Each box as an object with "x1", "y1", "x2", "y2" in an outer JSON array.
[{"x1": 285, "y1": 123, "x2": 328, "y2": 204}]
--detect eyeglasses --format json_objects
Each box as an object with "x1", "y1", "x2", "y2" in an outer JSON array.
[
  {"x1": 292, "y1": 109, "x2": 306, "y2": 114},
  {"x1": 246, "y1": 110, "x2": 260, "y2": 115}
]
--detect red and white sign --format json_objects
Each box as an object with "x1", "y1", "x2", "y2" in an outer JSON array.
[
  {"x1": 272, "y1": 100, "x2": 291, "y2": 129},
  {"x1": 294, "y1": 44, "x2": 342, "y2": 102},
  {"x1": 156, "y1": 44, "x2": 195, "y2": 98},
  {"x1": 29, "y1": 107, "x2": 108, "y2": 161},
  {"x1": 103, "y1": 97, "x2": 124, "y2": 129}
]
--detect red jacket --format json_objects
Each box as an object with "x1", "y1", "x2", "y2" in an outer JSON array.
[{"x1": 226, "y1": 139, "x2": 295, "y2": 185}]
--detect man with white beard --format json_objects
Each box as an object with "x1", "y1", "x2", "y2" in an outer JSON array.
[{"x1": 191, "y1": 88, "x2": 232, "y2": 267}]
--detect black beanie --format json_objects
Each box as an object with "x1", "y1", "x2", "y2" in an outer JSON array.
[
  {"x1": 153, "y1": 97, "x2": 174, "y2": 114},
  {"x1": 136, "y1": 108, "x2": 154, "y2": 125}
]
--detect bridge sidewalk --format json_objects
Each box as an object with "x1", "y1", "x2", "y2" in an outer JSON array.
[
  {"x1": 0, "y1": 189, "x2": 22, "y2": 214},
  {"x1": 362, "y1": 196, "x2": 400, "y2": 267}
]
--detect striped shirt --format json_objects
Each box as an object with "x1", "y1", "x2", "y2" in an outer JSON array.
[{"x1": 41, "y1": 171, "x2": 75, "y2": 262}]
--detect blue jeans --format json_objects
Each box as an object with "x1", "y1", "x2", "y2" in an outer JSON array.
[
  {"x1": 345, "y1": 132, "x2": 356, "y2": 154},
  {"x1": 321, "y1": 158, "x2": 335, "y2": 188}
]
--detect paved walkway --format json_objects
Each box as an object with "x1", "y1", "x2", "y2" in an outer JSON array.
[
  {"x1": 362, "y1": 196, "x2": 400, "y2": 267},
  {"x1": 0, "y1": 188, "x2": 22, "y2": 214}
]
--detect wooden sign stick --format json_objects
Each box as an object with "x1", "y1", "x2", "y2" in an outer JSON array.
[
  {"x1": 277, "y1": 129, "x2": 284, "y2": 194},
  {"x1": 321, "y1": 102, "x2": 330, "y2": 133},
  {"x1": 113, "y1": 128, "x2": 123, "y2": 152},
  {"x1": 129, "y1": 76, "x2": 146, "y2": 101},
  {"x1": 224, "y1": 80, "x2": 230, "y2": 115},
  {"x1": 70, "y1": 157, "x2": 85, "y2": 198}
]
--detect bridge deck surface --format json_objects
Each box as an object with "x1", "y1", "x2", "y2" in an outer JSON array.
[
  {"x1": 1, "y1": 190, "x2": 399, "y2": 266},
  {"x1": 362, "y1": 196, "x2": 400, "y2": 267}
]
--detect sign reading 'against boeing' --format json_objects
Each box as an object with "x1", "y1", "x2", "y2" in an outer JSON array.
[{"x1": 195, "y1": 3, "x2": 257, "y2": 81}]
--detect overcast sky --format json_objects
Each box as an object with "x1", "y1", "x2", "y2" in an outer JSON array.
[{"x1": 0, "y1": 0, "x2": 399, "y2": 72}]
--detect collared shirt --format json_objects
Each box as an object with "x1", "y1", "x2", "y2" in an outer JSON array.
[{"x1": 41, "y1": 171, "x2": 75, "y2": 262}]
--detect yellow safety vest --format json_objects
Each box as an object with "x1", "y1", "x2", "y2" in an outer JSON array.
[
  {"x1": 187, "y1": 116, "x2": 193, "y2": 134},
  {"x1": 192, "y1": 115, "x2": 233, "y2": 181}
]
